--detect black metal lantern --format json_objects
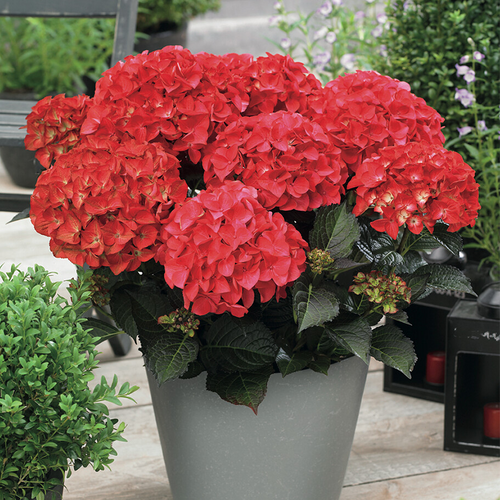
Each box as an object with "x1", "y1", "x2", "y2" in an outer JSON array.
[{"x1": 444, "y1": 283, "x2": 500, "y2": 457}]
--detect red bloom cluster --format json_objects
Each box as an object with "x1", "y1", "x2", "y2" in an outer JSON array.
[
  {"x1": 30, "y1": 137, "x2": 187, "y2": 274},
  {"x1": 202, "y1": 112, "x2": 348, "y2": 211},
  {"x1": 24, "y1": 94, "x2": 91, "y2": 168},
  {"x1": 24, "y1": 47, "x2": 479, "y2": 315},
  {"x1": 348, "y1": 143, "x2": 480, "y2": 239},
  {"x1": 307, "y1": 71, "x2": 445, "y2": 172},
  {"x1": 157, "y1": 182, "x2": 308, "y2": 317}
]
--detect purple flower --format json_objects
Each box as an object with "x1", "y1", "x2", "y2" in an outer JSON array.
[
  {"x1": 460, "y1": 55, "x2": 470, "y2": 64},
  {"x1": 273, "y1": 1, "x2": 281, "y2": 10},
  {"x1": 280, "y1": 37, "x2": 291, "y2": 50},
  {"x1": 354, "y1": 11, "x2": 365, "y2": 22},
  {"x1": 371, "y1": 25, "x2": 383, "y2": 38},
  {"x1": 326, "y1": 31, "x2": 337, "y2": 44},
  {"x1": 455, "y1": 88, "x2": 475, "y2": 108},
  {"x1": 340, "y1": 53, "x2": 356, "y2": 71},
  {"x1": 473, "y1": 51, "x2": 485, "y2": 61},
  {"x1": 377, "y1": 13, "x2": 388, "y2": 24},
  {"x1": 455, "y1": 64, "x2": 469, "y2": 76},
  {"x1": 317, "y1": 1, "x2": 333, "y2": 16},
  {"x1": 379, "y1": 44, "x2": 388, "y2": 58},
  {"x1": 457, "y1": 126, "x2": 473, "y2": 137},
  {"x1": 269, "y1": 16, "x2": 281, "y2": 27},
  {"x1": 477, "y1": 120, "x2": 487, "y2": 131},
  {"x1": 332, "y1": 0, "x2": 343, "y2": 6},
  {"x1": 366, "y1": 0, "x2": 376, "y2": 3},
  {"x1": 313, "y1": 51, "x2": 331, "y2": 71},
  {"x1": 314, "y1": 27, "x2": 328, "y2": 41},
  {"x1": 463, "y1": 69, "x2": 475, "y2": 84}
]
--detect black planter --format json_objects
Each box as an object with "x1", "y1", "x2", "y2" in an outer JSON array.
[
  {"x1": 134, "y1": 21, "x2": 188, "y2": 53},
  {"x1": 0, "y1": 146, "x2": 42, "y2": 188}
]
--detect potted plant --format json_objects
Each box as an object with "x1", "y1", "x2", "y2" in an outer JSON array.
[
  {"x1": 0, "y1": 15, "x2": 115, "y2": 187},
  {"x1": 22, "y1": 47, "x2": 479, "y2": 500},
  {"x1": 0, "y1": 264, "x2": 138, "y2": 500},
  {"x1": 134, "y1": 0, "x2": 221, "y2": 52}
]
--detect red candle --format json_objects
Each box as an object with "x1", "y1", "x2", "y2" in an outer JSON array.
[
  {"x1": 483, "y1": 403, "x2": 500, "y2": 439},
  {"x1": 425, "y1": 351, "x2": 446, "y2": 385}
]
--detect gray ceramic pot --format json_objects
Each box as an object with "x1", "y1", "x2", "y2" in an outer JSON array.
[{"x1": 147, "y1": 355, "x2": 368, "y2": 500}]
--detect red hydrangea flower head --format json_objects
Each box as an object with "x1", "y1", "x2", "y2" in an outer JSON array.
[
  {"x1": 202, "y1": 111, "x2": 349, "y2": 211},
  {"x1": 348, "y1": 142, "x2": 480, "y2": 239},
  {"x1": 24, "y1": 94, "x2": 92, "y2": 168},
  {"x1": 308, "y1": 71, "x2": 445, "y2": 172},
  {"x1": 156, "y1": 181, "x2": 309, "y2": 317},
  {"x1": 30, "y1": 138, "x2": 187, "y2": 274}
]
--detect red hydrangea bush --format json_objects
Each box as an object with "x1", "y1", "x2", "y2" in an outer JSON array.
[{"x1": 24, "y1": 46, "x2": 479, "y2": 411}]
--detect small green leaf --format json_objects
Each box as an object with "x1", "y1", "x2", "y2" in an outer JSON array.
[
  {"x1": 385, "y1": 310, "x2": 411, "y2": 325},
  {"x1": 293, "y1": 273, "x2": 340, "y2": 333},
  {"x1": 206, "y1": 370, "x2": 273, "y2": 414},
  {"x1": 200, "y1": 315, "x2": 278, "y2": 374},
  {"x1": 325, "y1": 317, "x2": 372, "y2": 364},
  {"x1": 276, "y1": 349, "x2": 313, "y2": 377},
  {"x1": 141, "y1": 332, "x2": 199, "y2": 384},
  {"x1": 370, "y1": 324, "x2": 416, "y2": 378},
  {"x1": 310, "y1": 203, "x2": 360, "y2": 259}
]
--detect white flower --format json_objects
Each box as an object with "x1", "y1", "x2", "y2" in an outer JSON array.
[
  {"x1": 377, "y1": 13, "x2": 388, "y2": 24},
  {"x1": 317, "y1": 2, "x2": 333, "y2": 16},
  {"x1": 326, "y1": 31, "x2": 337, "y2": 44},
  {"x1": 371, "y1": 25, "x2": 383, "y2": 38},
  {"x1": 280, "y1": 37, "x2": 292, "y2": 49},
  {"x1": 332, "y1": 0, "x2": 343, "y2": 5},
  {"x1": 313, "y1": 51, "x2": 331, "y2": 71},
  {"x1": 473, "y1": 51, "x2": 485, "y2": 61},
  {"x1": 340, "y1": 53, "x2": 356, "y2": 70},
  {"x1": 269, "y1": 15, "x2": 281, "y2": 27},
  {"x1": 477, "y1": 120, "x2": 487, "y2": 131},
  {"x1": 457, "y1": 126, "x2": 473, "y2": 137},
  {"x1": 314, "y1": 27, "x2": 329, "y2": 41},
  {"x1": 463, "y1": 69, "x2": 475, "y2": 84},
  {"x1": 460, "y1": 55, "x2": 470, "y2": 64}
]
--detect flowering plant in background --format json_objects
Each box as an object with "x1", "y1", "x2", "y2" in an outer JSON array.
[
  {"x1": 447, "y1": 41, "x2": 500, "y2": 280},
  {"x1": 269, "y1": 0, "x2": 387, "y2": 83},
  {"x1": 24, "y1": 46, "x2": 479, "y2": 412}
]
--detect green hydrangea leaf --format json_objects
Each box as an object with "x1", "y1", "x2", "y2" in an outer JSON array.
[
  {"x1": 325, "y1": 317, "x2": 372, "y2": 364},
  {"x1": 412, "y1": 264, "x2": 475, "y2": 296},
  {"x1": 206, "y1": 370, "x2": 273, "y2": 414},
  {"x1": 82, "y1": 317, "x2": 124, "y2": 345},
  {"x1": 109, "y1": 287, "x2": 139, "y2": 340},
  {"x1": 276, "y1": 348, "x2": 313, "y2": 377},
  {"x1": 370, "y1": 324, "x2": 416, "y2": 378},
  {"x1": 293, "y1": 273, "x2": 340, "y2": 334},
  {"x1": 141, "y1": 332, "x2": 199, "y2": 385},
  {"x1": 200, "y1": 315, "x2": 278, "y2": 374},
  {"x1": 310, "y1": 203, "x2": 360, "y2": 258},
  {"x1": 429, "y1": 223, "x2": 464, "y2": 255}
]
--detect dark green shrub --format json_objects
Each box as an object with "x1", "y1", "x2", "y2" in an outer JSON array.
[{"x1": 0, "y1": 265, "x2": 137, "y2": 500}]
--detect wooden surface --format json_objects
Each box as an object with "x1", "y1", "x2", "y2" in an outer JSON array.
[{"x1": 58, "y1": 345, "x2": 500, "y2": 500}]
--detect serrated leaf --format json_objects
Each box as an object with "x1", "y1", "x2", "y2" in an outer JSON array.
[
  {"x1": 308, "y1": 356, "x2": 332, "y2": 375},
  {"x1": 385, "y1": 310, "x2": 411, "y2": 325},
  {"x1": 141, "y1": 332, "x2": 199, "y2": 384},
  {"x1": 405, "y1": 232, "x2": 443, "y2": 253},
  {"x1": 82, "y1": 317, "x2": 124, "y2": 345},
  {"x1": 310, "y1": 203, "x2": 360, "y2": 258},
  {"x1": 293, "y1": 274, "x2": 340, "y2": 333},
  {"x1": 206, "y1": 370, "x2": 272, "y2": 414},
  {"x1": 325, "y1": 317, "x2": 372, "y2": 364},
  {"x1": 397, "y1": 251, "x2": 426, "y2": 274},
  {"x1": 276, "y1": 348, "x2": 313, "y2": 377},
  {"x1": 7, "y1": 207, "x2": 30, "y2": 223},
  {"x1": 429, "y1": 223, "x2": 463, "y2": 255},
  {"x1": 370, "y1": 324, "x2": 416, "y2": 378},
  {"x1": 404, "y1": 272, "x2": 430, "y2": 302},
  {"x1": 109, "y1": 287, "x2": 139, "y2": 339},
  {"x1": 199, "y1": 315, "x2": 278, "y2": 374},
  {"x1": 126, "y1": 284, "x2": 173, "y2": 335},
  {"x1": 261, "y1": 294, "x2": 294, "y2": 330},
  {"x1": 413, "y1": 264, "x2": 475, "y2": 296}
]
